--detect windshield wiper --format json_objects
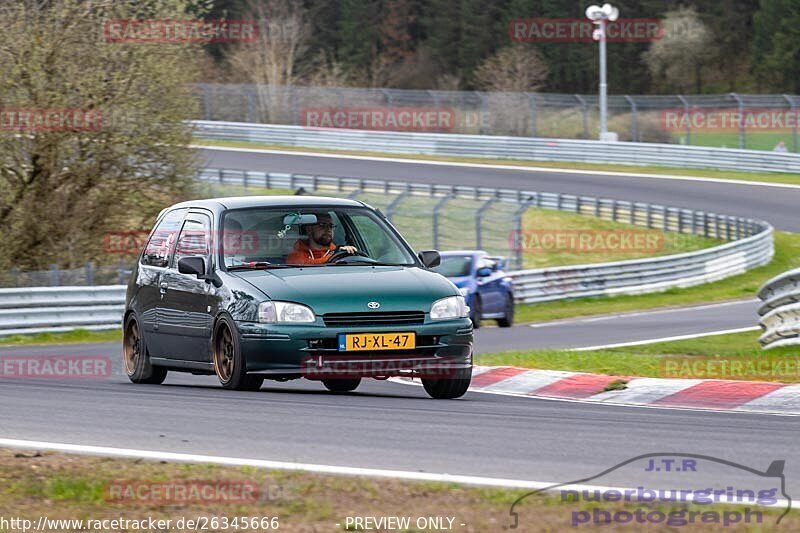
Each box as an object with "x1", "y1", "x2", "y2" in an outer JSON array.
[
  {"x1": 227, "y1": 262, "x2": 296, "y2": 271},
  {"x1": 329, "y1": 259, "x2": 411, "y2": 266}
]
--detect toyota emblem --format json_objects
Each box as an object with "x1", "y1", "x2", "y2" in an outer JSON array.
[{"x1": 367, "y1": 301, "x2": 381, "y2": 309}]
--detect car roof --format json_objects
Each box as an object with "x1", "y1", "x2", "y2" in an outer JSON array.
[{"x1": 166, "y1": 195, "x2": 368, "y2": 211}]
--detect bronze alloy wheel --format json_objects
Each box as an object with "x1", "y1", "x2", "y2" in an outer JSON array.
[
  {"x1": 123, "y1": 314, "x2": 167, "y2": 384},
  {"x1": 123, "y1": 318, "x2": 140, "y2": 376},
  {"x1": 213, "y1": 318, "x2": 263, "y2": 391},
  {"x1": 214, "y1": 322, "x2": 236, "y2": 384}
]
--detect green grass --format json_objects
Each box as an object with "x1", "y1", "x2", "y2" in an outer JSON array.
[
  {"x1": 476, "y1": 330, "x2": 800, "y2": 383},
  {"x1": 671, "y1": 130, "x2": 796, "y2": 152},
  {"x1": 194, "y1": 138, "x2": 800, "y2": 186},
  {"x1": 0, "y1": 328, "x2": 121, "y2": 346},
  {"x1": 514, "y1": 230, "x2": 800, "y2": 324}
]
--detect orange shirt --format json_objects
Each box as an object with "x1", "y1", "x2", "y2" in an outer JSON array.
[{"x1": 286, "y1": 239, "x2": 336, "y2": 265}]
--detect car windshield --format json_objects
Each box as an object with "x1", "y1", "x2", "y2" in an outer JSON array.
[
  {"x1": 433, "y1": 255, "x2": 473, "y2": 277},
  {"x1": 220, "y1": 206, "x2": 418, "y2": 268}
]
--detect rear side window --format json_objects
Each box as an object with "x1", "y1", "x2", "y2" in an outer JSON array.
[
  {"x1": 141, "y1": 209, "x2": 188, "y2": 268},
  {"x1": 173, "y1": 215, "x2": 212, "y2": 268}
]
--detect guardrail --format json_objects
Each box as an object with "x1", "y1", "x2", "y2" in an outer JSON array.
[
  {"x1": 757, "y1": 269, "x2": 800, "y2": 349},
  {"x1": 192, "y1": 121, "x2": 800, "y2": 173},
  {"x1": 0, "y1": 286, "x2": 125, "y2": 336},
  {"x1": 0, "y1": 170, "x2": 774, "y2": 335}
]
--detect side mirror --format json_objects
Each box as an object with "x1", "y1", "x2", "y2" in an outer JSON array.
[
  {"x1": 178, "y1": 256, "x2": 206, "y2": 278},
  {"x1": 476, "y1": 267, "x2": 492, "y2": 277},
  {"x1": 417, "y1": 250, "x2": 441, "y2": 268}
]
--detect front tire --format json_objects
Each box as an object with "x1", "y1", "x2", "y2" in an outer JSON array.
[
  {"x1": 123, "y1": 314, "x2": 167, "y2": 385},
  {"x1": 497, "y1": 294, "x2": 515, "y2": 328},
  {"x1": 213, "y1": 316, "x2": 263, "y2": 391},
  {"x1": 322, "y1": 378, "x2": 361, "y2": 392},
  {"x1": 421, "y1": 367, "x2": 471, "y2": 399},
  {"x1": 470, "y1": 296, "x2": 482, "y2": 329}
]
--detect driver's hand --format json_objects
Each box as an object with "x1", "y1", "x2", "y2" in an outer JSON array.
[{"x1": 338, "y1": 245, "x2": 358, "y2": 254}]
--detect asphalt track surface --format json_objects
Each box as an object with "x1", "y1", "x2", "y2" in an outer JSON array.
[
  {"x1": 475, "y1": 299, "x2": 759, "y2": 352},
  {"x1": 198, "y1": 147, "x2": 800, "y2": 231},
  {"x1": 1, "y1": 342, "x2": 798, "y2": 497}
]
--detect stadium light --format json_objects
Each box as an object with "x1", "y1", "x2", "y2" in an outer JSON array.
[{"x1": 586, "y1": 3, "x2": 619, "y2": 141}]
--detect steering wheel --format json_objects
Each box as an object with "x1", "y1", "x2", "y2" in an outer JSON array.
[{"x1": 327, "y1": 248, "x2": 369, "y2": 263}]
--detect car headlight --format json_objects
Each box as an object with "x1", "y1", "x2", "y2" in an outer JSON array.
[
  {"x1": 458, "y1": 287, "x2": 470, "y2": 297},
  {"x1": 258, "y1": 301, "x2": 315, "y2": 323},
  {"x1": 430, "y1": 295, "x2": 469, "y2": 320}
]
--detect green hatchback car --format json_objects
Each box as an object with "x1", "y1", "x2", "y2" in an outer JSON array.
[{"x1": 123, "y1": 196, "x2": 474, "y2": 399}]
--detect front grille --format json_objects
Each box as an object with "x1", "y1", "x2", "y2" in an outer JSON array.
[{"x1": 322, "y1": 311, "x2": 425, "y2": 327}]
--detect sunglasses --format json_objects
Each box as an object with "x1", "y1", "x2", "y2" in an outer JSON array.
[{"x1": 314, "y1": 222, "x2": 337, "y2": 230}]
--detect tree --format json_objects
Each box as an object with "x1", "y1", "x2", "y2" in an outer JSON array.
[
  {"x1": 227, "y1": 0, "x2": 310, "y2": 121},
  {"x1": 0, "y1": 0, "x2": 202, "y2": 272},
  {"x1": 643, "y1": 7, "x2": 715, "y2": 93},
  {"x1": 753, "y1": 0, "x2": 800, "y2": 92},
  {"x1": 473, "y1": 45, "x2": 548, "y2": 92}
]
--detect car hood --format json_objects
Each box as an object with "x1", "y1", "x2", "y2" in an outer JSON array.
[{"x1": 232, "y1": 266, "x2": 458, "y2": 314}]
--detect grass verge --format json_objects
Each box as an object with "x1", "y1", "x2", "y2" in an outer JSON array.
[
  {"x1": 193, "y1": 138, "x2": 800, "y2": 187},
  {"x1": 475, "y1": 330, "x2": 800, "y2": 383},
  {"x1": 0, "y1": 329, "x2": 121, "y2": 347},
  {"x1": 0, "y1": 449, "x2": 792, "y2": 531}
]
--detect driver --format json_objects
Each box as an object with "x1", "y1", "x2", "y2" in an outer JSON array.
[{"x1": 286, "y1": 213, "x2": 358, "y2": 265}]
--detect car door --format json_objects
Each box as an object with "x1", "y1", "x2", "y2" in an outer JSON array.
[
  {"x1": 475, "y1": 256, "x2": 504, "y2": 314},
  {"x1": 136, "y1": 208, "x2": 188, "y2": 353},
  {"x1": 153, "y1": 211, "x2": 215, "y2": 362}
]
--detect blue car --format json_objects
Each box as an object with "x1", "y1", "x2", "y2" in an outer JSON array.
[{"x1": 433, "y1": 251, "x2": 514, "y2": 328}]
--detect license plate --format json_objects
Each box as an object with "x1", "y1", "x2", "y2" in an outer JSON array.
[{"x1": 338, "y1": 332, "x2": 415, "y2": 352}]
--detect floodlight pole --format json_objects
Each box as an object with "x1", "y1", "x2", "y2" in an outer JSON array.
[{"x1": 598, "y1": 18, "x2": 608, "y2": 138}]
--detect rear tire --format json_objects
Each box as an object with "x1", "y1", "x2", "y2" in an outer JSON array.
[
  {"x1": 213, "y1": 316, "x2": 263, "y2": 391},
  {"x1": 421, "y1": 367, "x2": 471, "y2": 399},
  {"x1": 123, "y1": 314, "x2": 167, "y2": 385},
  {"x1": 497, "y1": 294, "x2": 515, "y2": 328},
  {"x1": 322, "y1": 378, "x2": 361, "y2": 392},
  {"x1": 470, "y1": 296, "x2": 482, "y2": 329}
]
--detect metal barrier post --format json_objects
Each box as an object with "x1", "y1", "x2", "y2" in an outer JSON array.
[
  {"x1": 784, "y1": 94, "x2": 797, "y2": 152},
  {"x1": 475, "y1": 198, "x2": 496, "y2": 249},
  {"x1": 512, "y1": 201, "x2": 531, "y2": 270},
  {"x1": 432, "y1": 194, "x2": 453, "y2": 249},
  {"x1": 575, "y1": 95, "x2": 589, "y2": 139},
  {"x1": 385, "y1": 188, "x2": 410, "y2": 223},
  {"x1": 625, "y1": 95, "x2": 638, "y2": 142},
  {"x1": 678, "y1": 95, "x2": 691, "y2": 145},
  {"x1": 528, "y1": 93, "x2": 537, "y2": 137},
  {"x1": 731, "y1": 93, "x2": 745, "y2": 149},
  {"x1": 49, "y1": 264, "x2": 59, "y2": 286}
]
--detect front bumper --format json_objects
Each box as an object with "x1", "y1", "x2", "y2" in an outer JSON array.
[{"x1": 237, "y1": 319, "x2": 473, "y2": 378}]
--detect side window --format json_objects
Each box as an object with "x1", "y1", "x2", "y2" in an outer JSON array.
[
  {"x1": 173, "y1": 215, "x2": 212, "y2": 269},
  {"x1": 141, "y1": 209, "x2": 188, "y2": 268},
  {"x1": 349, "y1": 213, "x2": 403, "y2": 263}
]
